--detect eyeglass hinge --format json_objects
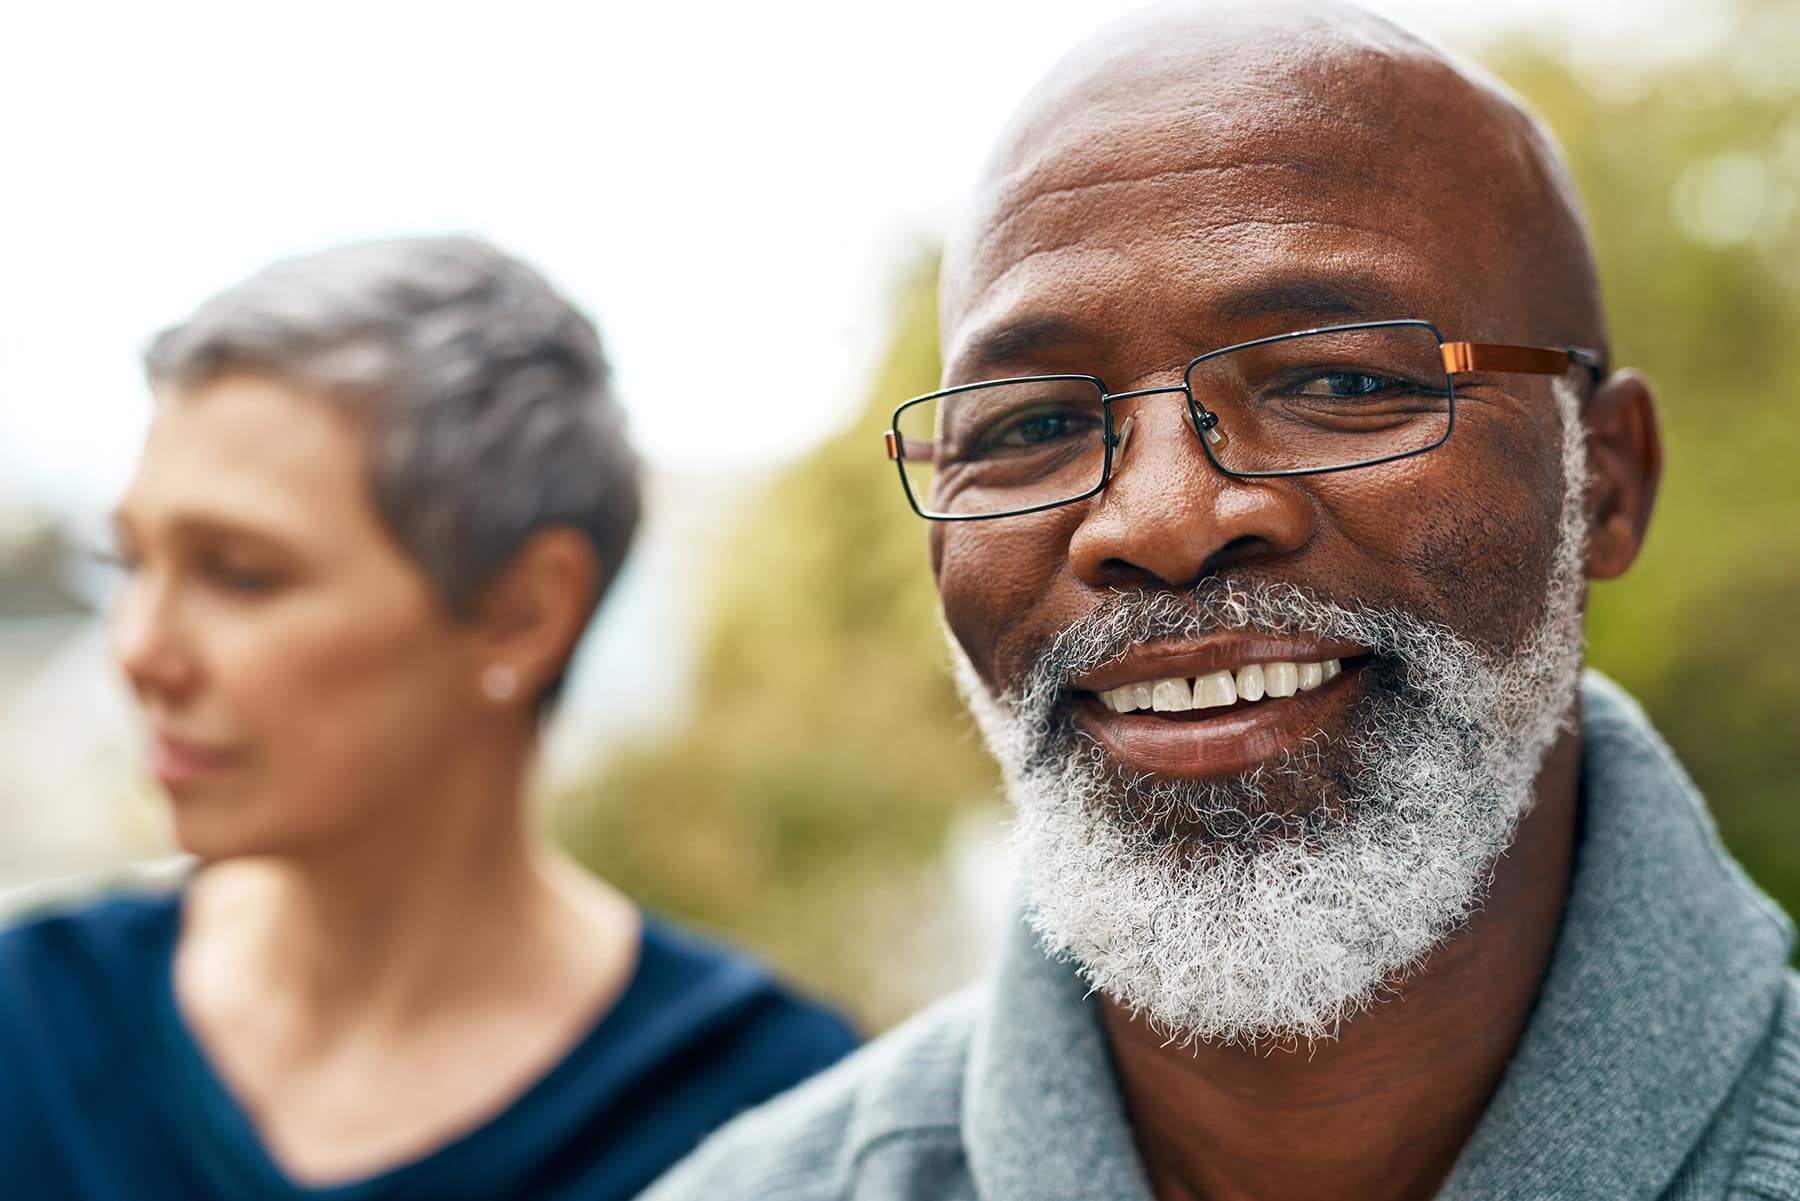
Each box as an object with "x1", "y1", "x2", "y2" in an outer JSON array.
[
  {"x1": 1441, "y1": 343, "x2": 1477, "y2": 373},
  {"x1": 883, "y1": 430, "x2": 901, "y2": 460}
]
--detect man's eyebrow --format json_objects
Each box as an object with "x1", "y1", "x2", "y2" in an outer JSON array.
[
  {"x1": 954, "y1": 316, "x2": 1091, "y2": 375},
  {"x1": 1210, "y1": 273, "x2": 1415, "y2": 327}
]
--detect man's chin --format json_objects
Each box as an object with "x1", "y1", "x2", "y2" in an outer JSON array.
[
  {"x1": 1010, "y1": 785, "x2": 1516, "y2": 1048},
  {"x1": 1001, "y1": 676, "x2": 1545, "y2": 1047},
  {"x1": 1049, "y1": 745, "x2": 1352, "y2": 860}
]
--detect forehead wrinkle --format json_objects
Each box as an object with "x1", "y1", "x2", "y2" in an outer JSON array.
[
  {"x1": 1189, "y1": 217, "x2": 1424, "y2": 247},
  {"x1": 950, "y1": 136, "x2": 1454, "y2": 339},
  {"x1": 975, "y1": 117, "x2": 1411, "y2": 251},
  {"x1": 951, "y1": 207, "x2": 1443, "y2": 373},
  {"x1": 960, "y1": 175, "x2": 1432, "y2": 282},
  {"x1": 986, "y1": 156, "x2": 1368, "y2": 233}
]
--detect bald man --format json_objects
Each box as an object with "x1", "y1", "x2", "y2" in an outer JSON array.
[{"x1": 645, "y1": 4, "x2": 1799, "y2": 1199}]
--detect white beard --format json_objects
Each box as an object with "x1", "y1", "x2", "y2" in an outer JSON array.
[{"x1": 952, "y1": 385, "x2": 1591, "y2": 1048}]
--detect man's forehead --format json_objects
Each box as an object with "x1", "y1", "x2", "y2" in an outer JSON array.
[
  {"x1": 940, "y1": 0, "x2": 1601, "y2": 361},
  {"x1": 942, "y1": 135, "x2": 1473, "y2": 378}
]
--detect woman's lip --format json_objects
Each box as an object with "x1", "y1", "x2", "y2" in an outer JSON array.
[
  {"x1": 1071, "y1": 662, "x2": 1365, "y2": 779},
  {"x1": 149, "y1": 737, "x2": 241, "y2": 786},
  {"x1": 1072, "y1": 640, "x2": 1369, "y2": 693}
]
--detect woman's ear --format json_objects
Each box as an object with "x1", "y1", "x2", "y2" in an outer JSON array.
[
  {"x1": 1580, "y1": 369, "x2": 1662, "y2": 581},
  {"x1": 470, "y1": 529, "x2": 601, "y2": 703}
]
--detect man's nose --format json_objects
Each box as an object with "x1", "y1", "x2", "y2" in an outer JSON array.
[
  {"x1": 1068, "y1": 396, "x2": 1313, "y2": 589},
  {"x1": 110, "y1": 574, "x2": 201, "y2": 704}
]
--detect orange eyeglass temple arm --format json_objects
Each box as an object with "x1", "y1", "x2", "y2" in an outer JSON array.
[{"x1": 1441, "y1": 342, "x2": 1607, "y2": 379}]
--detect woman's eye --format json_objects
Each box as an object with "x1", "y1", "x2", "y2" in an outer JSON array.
[{"x1": 203, "y1": 559, "x2": 280, "y2": 593}]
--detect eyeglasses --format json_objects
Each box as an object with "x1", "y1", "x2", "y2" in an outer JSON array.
[{"x1": 882, "y1": 319, "x2": 1605, "y2": 521}]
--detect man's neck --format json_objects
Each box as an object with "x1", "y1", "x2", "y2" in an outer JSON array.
[{"x1": 1100, "y1": 729, "x2": 1582, "y2": 1201}]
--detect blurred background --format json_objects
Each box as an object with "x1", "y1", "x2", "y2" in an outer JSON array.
[{"x1": 1, "y1": 0, "x2": 1795, "y2": 1031}]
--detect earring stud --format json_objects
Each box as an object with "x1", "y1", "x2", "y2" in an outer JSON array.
[{"x1": 481, "y1": 663, "x2": 520, "y2": 703}]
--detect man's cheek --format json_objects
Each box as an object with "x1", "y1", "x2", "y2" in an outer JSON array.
[
  {"x1": 1314, "y1": 453, "x2": 1565, "y2": 648},
  {"x1": 935, "y1": 526, "x2": 1065, "y2": 683}
]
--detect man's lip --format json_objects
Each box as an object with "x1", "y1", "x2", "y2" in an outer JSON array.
[
  {"x1": 1070, "y1": 637, "x2": 1370, "y2": 693},
  {"x1": 1073, "y1": 659, "x2": 1368, "y2": 778}
]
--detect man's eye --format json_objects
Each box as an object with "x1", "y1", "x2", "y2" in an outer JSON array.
[
  {"x1": 979, "y1": 405, "x2": 1101, "y2": 453},
  {"x1": 1293, "y1": 371, "x2": 1401, "y2": 398}
]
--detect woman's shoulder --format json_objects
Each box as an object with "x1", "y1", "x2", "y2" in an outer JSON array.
[
  {"x1": 0, "y1": 858, "x2": 189, "y2": 994},
  {"x1": 636, "y1": 918, "x2": 857, "y2": 1032},
  {"x1": 616, "y1": 916, "x2": 860, "y2": 1093},
  {"x1": 0, "y1": 859, "x2": 188, "y2": 1142}
]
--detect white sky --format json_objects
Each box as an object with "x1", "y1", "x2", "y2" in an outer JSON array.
[{"x1": 0, "y1": 0, "x2": 1731, "y2": 520}]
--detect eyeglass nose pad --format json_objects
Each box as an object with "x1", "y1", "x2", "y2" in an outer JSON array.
[
  {"x1": 1192, "y1": 406, "x2": 1230, "y2": 452},
  {"x1": 1113, "y1": 414, "x2": 1137, "y2": 462}
]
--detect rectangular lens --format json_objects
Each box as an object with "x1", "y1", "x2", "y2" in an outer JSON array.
[
  {"x1": 895, "y1": 377, "x2": 1108, "y2": 517},
  {"x1": 1187, "y1": 323, "x2": 1451, "y2": 474}
]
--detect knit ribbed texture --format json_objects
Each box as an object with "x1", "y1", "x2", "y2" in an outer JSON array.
[{"x1": 1731, "y1": 981, "x2": 1800, "y2": 1199}]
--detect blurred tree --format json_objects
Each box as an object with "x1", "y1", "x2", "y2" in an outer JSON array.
[
  {"x1": 1489, "y1": 0, "x2": 1800, "y2": 921},
  {"x1": 551, "y1": 254, "x2": 1002, "y2": 1028},
  {"x1": 556, "y1": 0, "x2": 1800, "y2": 1026}
]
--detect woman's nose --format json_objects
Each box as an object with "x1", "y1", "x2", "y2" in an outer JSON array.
[{"x1": 111, "y1": 573, "x2": 200, "y2": 704}]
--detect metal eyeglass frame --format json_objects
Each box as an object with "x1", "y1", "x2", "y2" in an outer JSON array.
[{"x1": 882, "y1": 318, "x2": 1607, "y2": 521}]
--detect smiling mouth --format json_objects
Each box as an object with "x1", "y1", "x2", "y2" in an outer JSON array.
[
  {"x1": 1068, "y1": 652, "x2": 1373, "y2": 778},
  {"x1": 1088, "y1": 656, "x2": 1350, "y2": 718}
]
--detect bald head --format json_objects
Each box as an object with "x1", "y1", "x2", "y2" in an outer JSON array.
[{"x1": 942, "y1": 0, "x2": 1604, "y2": 371}]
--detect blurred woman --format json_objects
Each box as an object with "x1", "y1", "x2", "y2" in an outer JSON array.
[{"x1": 0, "y1": 236, "x2": 856, "y2": 1200}]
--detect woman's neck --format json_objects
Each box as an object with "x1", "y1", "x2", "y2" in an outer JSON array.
[
  {"x1": 168, "y1": 744, "x2": 642, "y2": 1186},
  {"x1": 177, "y1": 738, "x2": 636, "y2": 1036}
]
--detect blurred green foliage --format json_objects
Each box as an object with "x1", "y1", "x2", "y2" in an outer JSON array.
[
  {"x1": 555, "y1": 3, "x2": 1800, "y2": 1025},
  {"x1": 1489, "y1": 2, "x2": 1800, "y2": 912},
  {"x1": 551, "y1": 256, "x2": 1002, "y2": 1028}
]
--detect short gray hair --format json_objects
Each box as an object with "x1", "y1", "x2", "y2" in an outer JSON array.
[{"x1": 144, "y1": 235, "x2": 641, "y2": 700}]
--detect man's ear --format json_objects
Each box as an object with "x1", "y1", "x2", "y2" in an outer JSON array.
[
  {"x1": 469, "y1": 528, "x2": 601, "y2": 703},
  {"x1": 1581, "y1": 369, "x2": 1662, "y2": 581}
]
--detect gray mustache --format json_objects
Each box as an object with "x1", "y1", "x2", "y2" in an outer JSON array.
[{"x1": 1028, "y1": 580, "x2": 1442, "y2": 695}]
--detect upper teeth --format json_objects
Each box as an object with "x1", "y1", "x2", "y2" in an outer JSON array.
[{"x1": 1097, "y1": 659, "x2": 1343, "y2": 714}]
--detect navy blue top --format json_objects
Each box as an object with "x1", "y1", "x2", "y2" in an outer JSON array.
[{"x1": 0, "y1": 892, "x2": 858, "y2": 1200}]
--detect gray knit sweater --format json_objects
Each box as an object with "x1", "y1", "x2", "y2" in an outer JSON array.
[{"x1": 642, "y1": 674, "x2": 1800, "y2": 1200}]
